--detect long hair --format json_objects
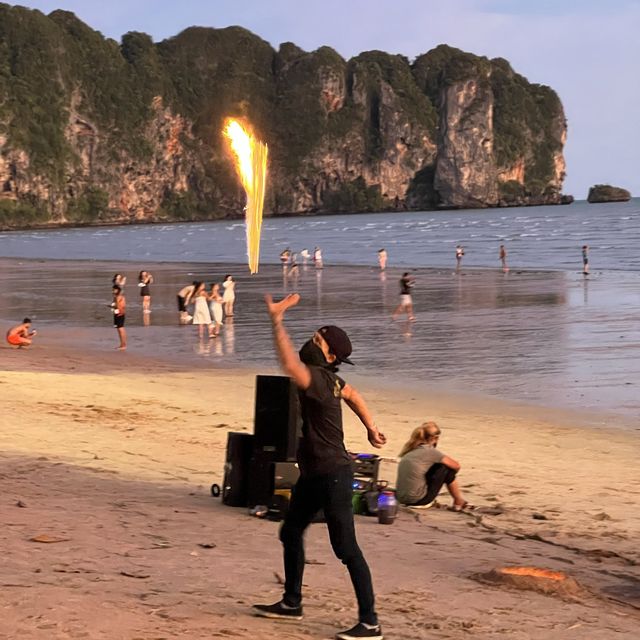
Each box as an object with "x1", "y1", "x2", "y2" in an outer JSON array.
[{"x1": 398, "y1": 422, "x2": 441, "y2": 458}]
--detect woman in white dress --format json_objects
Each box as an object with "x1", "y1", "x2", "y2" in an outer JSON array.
[
  {"x1": 208, "y1": 282, "x2": 224, "y2": 337},
  {"x1": 192, "y1": 283, "x2": 214, "y2": 339},
  {"x1": 222, "y1": 274, "x2": 236, "y2": 317}
]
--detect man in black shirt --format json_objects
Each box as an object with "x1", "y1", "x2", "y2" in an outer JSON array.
[{"x1": 253, "y1": 293, "x2": 386, "y2": 640}]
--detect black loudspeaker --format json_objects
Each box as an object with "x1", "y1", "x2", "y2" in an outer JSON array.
[
  {"x1": 274, "y1": 461, "x2": 300, "y2": 489},
  {"x1": 222, "y1": 432, "x2": 255, "y2": 507},
  {"x1": 247, "y1": 457, "x2": 300, "y2": 508},
  {"x1": 247, "y1": 453, "x2": 274, "y2": 507},
  {"x1": 253, "y1": 375, "x2": 301, "y2": 461}
]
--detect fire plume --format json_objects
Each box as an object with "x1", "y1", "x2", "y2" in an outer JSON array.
[{"x1": 223, "y1": 118, "x2": 268, "y2": 274}]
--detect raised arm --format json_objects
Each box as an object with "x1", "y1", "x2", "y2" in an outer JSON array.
[
  {"x1": 341, "y1": 383, "x2": 386, "y2": 449},
  {"x1": 265, "y1": 294, "x2": 311, "y2": 390}
]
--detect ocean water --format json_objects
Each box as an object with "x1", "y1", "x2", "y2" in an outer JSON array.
[
  {"x1": 0, "y1": 200, "x2": 638, "y2": 424},
  {"x1": 0, "y1": 199, "x2": 638, "y2": 271}
]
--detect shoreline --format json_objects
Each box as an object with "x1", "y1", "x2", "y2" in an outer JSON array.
[
  {"x1": 2, "y1": 254, "x2": 634, "y2": 276},
  {"x1": 0, "y1": 196, "x2": 590, "y2": 234},
  {"x1": 3, "y1": 339, "x2": 638, "y2": 434},
  {"x1": 2, "y1": 257, "x2": 639, "y2": 423}
]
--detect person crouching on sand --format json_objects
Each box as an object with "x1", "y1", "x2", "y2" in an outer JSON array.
[
  {"x1": 253, "y1": 293, "x2": 386, "y2": 640},
  {"x1": 6, "y1": 318, "x2": 37, "y2": 348},
  {"x1": 396, "y1": 422, "x2": 471, "y2": 511}
]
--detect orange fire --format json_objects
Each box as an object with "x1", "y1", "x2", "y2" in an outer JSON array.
[
  {"x1": 223, "y1": 118, "x2": 268, "y2": 274},
  {"x1": 500, "y1": 567, "x2": 567, "y2": 581}
]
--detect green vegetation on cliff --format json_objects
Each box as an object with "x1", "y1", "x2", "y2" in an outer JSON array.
[
  {"x1": 0, "y1": 4, "x2": 567, "y2": 228},
  {"x1": 413, "y1": 45, "x2": 565, "y2": 195},
  {"x1": 490, "y1": 57, "x2": 563, "y2": 193}
]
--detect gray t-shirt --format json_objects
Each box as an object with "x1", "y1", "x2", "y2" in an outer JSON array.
[{"x1": 396, "y1": 445, "x2": 444, "y2": 504}]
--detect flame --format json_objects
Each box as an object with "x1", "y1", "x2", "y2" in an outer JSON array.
[
  {"x1": 500, "y1": 567, "x2": 567, "y2": 581},
  {"x1": 223, "y1": 119, "x2": 268, "y2": 274}
]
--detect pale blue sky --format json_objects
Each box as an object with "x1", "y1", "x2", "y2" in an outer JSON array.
[{"x1": 15, "y1": 1, "x2": 640, "y2": 197}]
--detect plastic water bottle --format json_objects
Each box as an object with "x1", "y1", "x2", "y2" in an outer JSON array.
[{"x1": 377, "y1": 491, "x2": 398, "y2": 525}]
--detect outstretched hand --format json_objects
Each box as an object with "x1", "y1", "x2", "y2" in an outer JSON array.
[{"x1": 264, "y1": 293, "x2": 301, "y2": 324}]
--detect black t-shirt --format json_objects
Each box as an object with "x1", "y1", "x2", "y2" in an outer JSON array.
[
  {"x1": 297, "y1": 366, "x2": 351, "y2": 477},
  {"x1": 400, "y1": 276, "x2": 413, "y2": 295}
]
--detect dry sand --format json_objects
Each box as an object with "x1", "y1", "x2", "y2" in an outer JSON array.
[{"x1": 1, "y1": 344, "x2": 639, "y2": 639}]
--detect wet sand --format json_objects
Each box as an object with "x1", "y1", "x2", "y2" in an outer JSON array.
[
  {"x1": 1, "y1": 257, "x2": 639, "y2": 422},
  {"x1": 1, "y1": 344, "x2": 639, "y2": 639}
]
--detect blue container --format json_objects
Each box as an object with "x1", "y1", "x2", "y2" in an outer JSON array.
[{"x1": 377, "y1": 491, "x2": 398, "y2": 525}]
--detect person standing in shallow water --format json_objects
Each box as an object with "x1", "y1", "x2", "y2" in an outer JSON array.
[
  {"x1": 377, "y1": 248, "x2": 387, "y2": 271},
  {"x1": 138, "y1": 270, "x2": 153, "y2": 314},
  {"x1": 208, "y1": 283, "x2": 224, "y2": 337},
  {"x1": 112, "y1": 273, "x2": 126, "y2": 288},
  {"x1": 254, "y1": 293, "x2": 386, "y2": 640},
  {"x1": 222, "y1": 275, "x2": 236, "y2": 317},
  {"x1": 499, "y1": 244, "x2": 509, "y2": 273},
  {"x1": 111, "y1": 285, "x2": 126, "y2": 351},
  {"x1": 455, "y1": 244, "x2": 465, "y2": 271},
  {"x1": 392, "y1": 272, "x2": 415, "y2": 322},
  {"x1": 192, "y1": 282, "x2": 214, "y2": 340},
  {"x1": 313, "y1": 246, "x2": 323, "y2": 268},
  {"x1": 582, "y1": 245, "x2": 589, "y2": 275}
]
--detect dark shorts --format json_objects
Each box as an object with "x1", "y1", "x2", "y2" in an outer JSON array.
[
  {"x1": 140, "y1": 286, "x2": 150, "y2": 297},
  {"x1": 177, "y1": 295, "x2": 187, "y2": 312},
  {"x1": 113, "y1": 314, "x2": 125, "y2": 329},
  {"x1": 411, "y1": 463, "x2": 457, "y2": 506}
]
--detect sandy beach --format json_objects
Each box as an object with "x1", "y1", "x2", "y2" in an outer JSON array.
[{"x1": 1, "y1": 342, "x2": 638, "y2": 640}]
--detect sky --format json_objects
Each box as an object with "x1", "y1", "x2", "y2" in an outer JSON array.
[{"x1": 16, "y1": 0, "x2": 640, "y2": 197}]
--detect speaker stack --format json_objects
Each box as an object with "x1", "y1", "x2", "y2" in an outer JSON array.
[{"x1": 222, "y1": 375, "x2": 301, "y2": 510}]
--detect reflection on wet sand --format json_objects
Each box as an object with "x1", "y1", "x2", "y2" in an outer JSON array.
[
  {"x1": 0, "y1": 259, "x2": 638, "y2": 419},
  {"x1": 223, "y1": 317, "x2": 235, "y2": 355}
]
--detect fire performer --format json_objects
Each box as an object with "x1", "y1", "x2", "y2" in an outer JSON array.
[{"x1": 254, "y1": 293, "x2": 386, "y2": 640}]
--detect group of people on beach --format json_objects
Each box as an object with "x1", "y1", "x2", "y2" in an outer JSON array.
[
  {"x1": 279, "y1": 246, "x2": 323, "y2": 276},
  {"x1": 176, "y1": 276, "x2": 235, "y2": 339},
  {"x1": 455, "y1": 242, "x2": 590, "y2": 274},
  {"x1": 381, "y1": 243, "x2": 589, "y2": 275},
  {"x1": 110, "y1": 271, "x2": 238, "y2": 348}
]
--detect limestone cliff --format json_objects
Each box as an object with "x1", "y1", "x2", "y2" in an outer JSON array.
[
  {"x1": 412, "y1": 47, "x2": 567, "y2": 208},
  {"x1": 0, "y1": 6, "x2": 568, "y2": 229}
]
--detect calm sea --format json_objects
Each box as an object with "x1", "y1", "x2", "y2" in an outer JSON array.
[
  {"x1": 0, "y1": 199, "x2": 638, "y2": 271},
  {"x1": 1, "y1": 200, "x2": 638, "y2": 425}
]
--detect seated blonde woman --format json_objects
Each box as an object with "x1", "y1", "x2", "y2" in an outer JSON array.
[{"x1": 396, "y1": 422, "x2": 470, "y2": 511}]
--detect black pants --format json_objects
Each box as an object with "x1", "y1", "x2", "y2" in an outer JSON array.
[
  {"x1": 413, "y1": 463, "x2": 457, "y2": 506},
  {"x1": 279, "y1": 465, "x2": 377, "y2": 625}
]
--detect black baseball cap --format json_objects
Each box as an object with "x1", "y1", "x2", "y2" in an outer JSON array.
[{"x1": 318, "y1": 325, "x2": 354, "y2": 365}]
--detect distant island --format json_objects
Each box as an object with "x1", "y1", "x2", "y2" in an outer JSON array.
[
  {"x1": 587, "y1": 185, "x2": 631, "y2": 203},
  {"x1": 0, "y1": 4, "x2": 570, "y2": 229}
]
